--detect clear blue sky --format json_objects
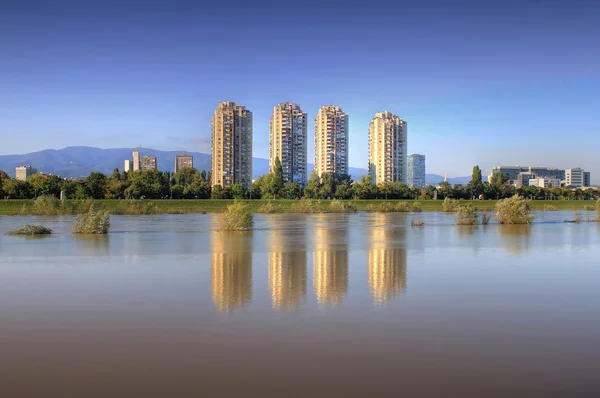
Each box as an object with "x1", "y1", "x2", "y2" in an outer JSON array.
[{"x1": 1, "y1": 0, "x2": 599, "y2": 180}]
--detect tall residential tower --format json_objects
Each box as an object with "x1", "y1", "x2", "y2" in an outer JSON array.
[
  {"x1": 407, "y1": 154, "x2": 426, "y2": 188},
  {"x1": 314, "y1": 105, "x2": 348, "y2": 177},
  {"x1": 211, "y1": 101, "x2": 253, "y2": 189},
  {"x1": 270, "y1": 102, "x2": 307, "y2": 186},
  {"x1": 368, "y1": 111, "x2": 408, "y2": 185}
]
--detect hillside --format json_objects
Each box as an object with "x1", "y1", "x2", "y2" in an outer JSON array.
[{"x1": 0, "y1": 146, "x2": 469, "y2": 184}]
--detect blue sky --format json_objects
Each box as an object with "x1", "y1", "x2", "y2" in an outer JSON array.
[{"x1": 1, "y1": 0, "x2": 599, "y2": 180}]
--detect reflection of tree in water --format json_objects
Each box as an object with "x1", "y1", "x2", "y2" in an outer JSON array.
[
  {"x1": 211, "y1": 232, "x2": 253, "y2": 312},
  {"x1": 497, "y1": 225, "x2": 532, "y2": 254},
  {"x1": 73, "y1": 235, "x2": 110, "y2": 257},
  {"x1": 313, "y1": 214, "x2": 349, "y2": 307},
  {"x1": 368, "y1": 213, "x2": 407, "y2": 304},
  {"x1": 268, "y1": 226, "x2": 307, "y2": 311}
]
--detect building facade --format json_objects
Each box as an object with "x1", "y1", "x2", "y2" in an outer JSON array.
[
  {"x1": 407, "y1": 154, "x2": 426, "y2": 188},
  {"x1": 270, "y1": 102, "x2": 307, "y2": 186},
  {"x1": 211, "y1": 101, "x2": 253, "y2": 189},
  {"x1": 529, "y1": 178, "x2": 562, "y2": 188},
  {"x1": 132, "y1": 149, "x2": 140, "y2": 171},
  {"x1": 314, "y1": 105, "x2": 348, "y2": 177},
  {"x1": 124, "y1": 160, "x2": 133, "y2": 172},
  {"x1": 565, "y1": 168, "x2": 591, "y2": 188},
  {"x1": 140, "y1": 155, "x2": 157, "y2": 170},
  {"x1": 174, "y1": 154, "x2": 193, "y2": 173},
  {"x1": 368, "y1": 111, "x2": 408, "y2": 185},
  {"x1": 15, "y1": 165, "x2": 37, "y2": 181},
  {"x1": 488, "y1": 166, "x2": 565, "y2": 184}
]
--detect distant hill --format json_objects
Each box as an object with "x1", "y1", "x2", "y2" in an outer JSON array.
[{"x1": 0, "y1": 146, "x2": 469, "y2": 184}]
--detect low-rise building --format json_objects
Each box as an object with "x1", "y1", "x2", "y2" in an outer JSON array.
[
  {"x1": 529, "y1": 178, "x2": 562, "y2": 188},
  {"x1": 15, "y1": 165, "x2": 37, "y2": 181},
  {"x1": 488, "y1": 166, "x2": 565, "y2": 185}
]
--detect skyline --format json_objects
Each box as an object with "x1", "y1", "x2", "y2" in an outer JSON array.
[{"x1": 1, "y1": 0, "x2": 599, "y2": 181}]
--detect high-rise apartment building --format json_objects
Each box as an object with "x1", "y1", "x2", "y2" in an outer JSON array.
[
  {"x1": 407, "y1": 154, "x2": 426, "y2": 188},
  {"x1": 174, "y1": 154, "x2": 193, "y2": 173},
  {"x1": 15, "y1": 165, "x2": 37, "y2": 181},
  {"x1": 270, "y1": 102, "x2": 307, "y2": 186},
  {"x1": 123, "y1": 160, "x2": 132, "y2": 172},
  {"x1": 565, "y1": 168, "x2": 591, "y2": 188},
  {"x1": 314, "y1": 105, "x2": 348, "y2": 177},
  {"x1": 211, "y1": 101, "x2": 253, "y2": 189},
  {"x1": 368, "y1": 111, "x2": 408, "y2": 185},
  {"x1": 140, "y1": 155, "x2": 157, "y2": 170},
  {"x1": 132, "y1": 149, "x2": 140, "y2": 171}
]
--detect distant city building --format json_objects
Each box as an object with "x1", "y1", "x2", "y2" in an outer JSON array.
[
  {"x1": 132, "y1": 149, "x2": 140, "y2": 171},
  {"x1": 211, "y1": 101, "x2": 253, "y2": 189},
  {"x1": 124, "y1": 160, "x2": 133, "y2": 172},
  {"x1": 488, "y1": 166, "x2": 565, "y2": 185},
  {"x1": 15, "y1": 165, "x2": 37, "y2": 181},
  {"x1": 270, "y1": 102, "x2": 308, "y2": 186},
  {"x1": 407, "y1": 154, "x2": 426, "y2": 188},
  {"x1": 174, "y1": 154, "x2": 193, "y2": 173},
  {"x1": 565, "y1": 168, "x2": 591, "y2": 188},
  {"x1": 516, "y1": 172, "x2": 537, "y2": 188},
  {"x1": 529, "y1": 178, "x2": 562, "y2": 188},
  {"x1": 368, "y1": 111, "x2": 407, "y2": 185},
  {"x1": 140, "y1": 155, "x2": 157, "y2": 170},
  {"x1": 314, "y1": 105, "x2": 348, "y2": 177}
]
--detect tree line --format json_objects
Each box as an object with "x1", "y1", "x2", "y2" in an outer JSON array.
[{"x1": 0, "y1": 164, "x2": 597, "y2": 201}]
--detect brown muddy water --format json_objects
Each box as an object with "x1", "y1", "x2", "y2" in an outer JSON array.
[{"x1": 1, "y1": 212, "x2": 600, "y2": 397}]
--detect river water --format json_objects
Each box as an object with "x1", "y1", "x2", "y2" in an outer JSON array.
[{"x1": 1, "y1": 212, "x2": 600, "y2": 397}]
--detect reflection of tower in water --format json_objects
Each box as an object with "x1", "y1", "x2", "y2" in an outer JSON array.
[
  {"x1": 211, "y1": 231, "x2": 253, "y2": 312},
  {"x1": 268, "y1": 223, "x2": 307, "y2": 310},
  {"x1": 313, "y1": 214, "x2": 349, "y2": 307},
  {"x1": 368, "y1": 213, "x2": 407, "y2": 303}
]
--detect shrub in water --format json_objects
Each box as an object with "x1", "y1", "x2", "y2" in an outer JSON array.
[
  {"x1": 33, "y1": 195, "x2": 62, "y2": 215},
  {"x1": 411, "y1": 219, "x2": 424, "y2": 227},
  {"x1": 543, "y1": 204, "x2": 557, "y2": 211},
  {"x1": 329, "y1": 200, "x2": 356, "y2": 213},
  {"x1": 114, "y1": 200, "x2": 157, "y2": 215},
  {"x1": 72, "y1": 205, "x2": 110, "y2": 234},
  {"x1": 257, "y1": 201, "x2": 283, "y2": 214},
  {"x1": 481, "y1": 210, "x2": 492, "y2": 225},
  {"x1": 583, "y1": 205, "x2": 595, "y2": 211},
  {"x1": 6, "y1": 225, "x2": 53, "y2": 236},
  {"x1": 456, "y1": 204, "x2": 478, "y2": 225},
  {"x1": 410, "y1": 202, "x2": 422, "y2": 212},
  {"x1": 395, "y1": 201, "x2": 411, "y2": 212},
  {"x1": 365, "y1": 202, "x2": 394, "y2": 212},
  {"x1": 494, "y1": 195, "x2": 533, "y2": 225},
  {"x1": 291, "y1": 199, "x2": 320, "y2": 213},
  {"x1": 442, "y1": 198, "x2": 459, "y2": 212},
  {"x1": 222, "y1": 200, "x2": 253, "y2": 231}
]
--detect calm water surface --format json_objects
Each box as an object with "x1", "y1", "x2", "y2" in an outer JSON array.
[{"x1": 1, "y1": 212, "x2": 600, "y2": 397}]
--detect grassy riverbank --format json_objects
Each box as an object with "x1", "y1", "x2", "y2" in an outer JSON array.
[{"x1": 0, "y1": 198, "x2": 597, "y2": 215}]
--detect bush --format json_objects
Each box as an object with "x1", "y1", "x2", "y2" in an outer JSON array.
[
  {"x1": 411, "y1": 219, "x2": 424, "y2": 227},
  {"x1": 543, "y1": 204, "x2": 557, "y2": 211},
  {"x1": 456, "y1": 204, "x2": 478, "y2": 225},
  {"x1": 291, "y1": 199, "x2": 321, "y2": 213},
  {"x1": 329, "y1": 200, "x2": 356, "y2": 213},
  {"x1": 442, "y1": 198, "x2": 459, "y2": 212},
  {"x1": 366, "y1": 202, "x2": 394, "y2": 212},
  {"x1": 222, "y1": 200, "x2": 253, "y2": 231},
  {"x1": 410, "y1": 202, "x2": 422, "y2": 212},
  {"x1": 113, "y1": 200, "x2": 157, "y2": 215},
  {"x1": 33, "y1": 195, "x2": 62, "y2": 215},
  {"x1": 72, "y1": 205, "x2": 110, "y2": 234},
  {"x1": 395, "y1": 201, "x2": 411, "y2": 212},
  {"x1": 583, "y1": 205, "x2": 595, "y2": 211},
  {"x1": 495, "y1": 195, "x2": 533, "y2": 225},
  {"x1": 257, "y1": 201, "x2": 283, "y2": 214},
  {"x1": 6, "y1": 225, "x2": 52, "y2": 235}
]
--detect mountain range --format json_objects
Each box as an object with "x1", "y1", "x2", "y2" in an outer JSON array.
[{"x1": 0, "y1": 146, "x2": 471, "y2": 185}]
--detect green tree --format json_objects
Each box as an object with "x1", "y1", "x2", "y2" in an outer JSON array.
[
  {"x1": 125, "y1": 170, "x2": 169, "y2": 199},
  {"x1": 0, "y1": 170, "x2": 9, "y2": 197},
  {"x1": 303, "y1": 171, "x2": 322, "y2": 199},
  {"x1": 28, "y1": 174, "x2": 62, "y2": 197},
  {"x1": 230, "y1": 183, "x2": 247, "y2": 199},
  {"x1": 467, "y1": 165, "x2": 484, "y2": 199},
  {"x1": 352, "y1": 176, "x2": 378, "y2": 199},
  {"x1": 84, "y1": 172, "x2": 107, "y2": 199},
  {"x1": 211, "y1": 185, "x2": 231, "y2": 199},
  {"x1": 273, "y1": 157, "x2": 284, "y2": 195},
  {"x1": 281, "y1": 182, "x2": 302, "y2": 199},
  {"x1": 2, "y1": 179, "x2": 33, "y2": 199}
]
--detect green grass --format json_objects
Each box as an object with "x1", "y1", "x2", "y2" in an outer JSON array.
[{"x1": 0, "y1": 199, "x2": 597, "y2": 215}]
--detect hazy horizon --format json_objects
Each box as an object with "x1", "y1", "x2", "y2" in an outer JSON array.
[{"x1": 1, "y1": 0, "x2": 599, "y2": 181}]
